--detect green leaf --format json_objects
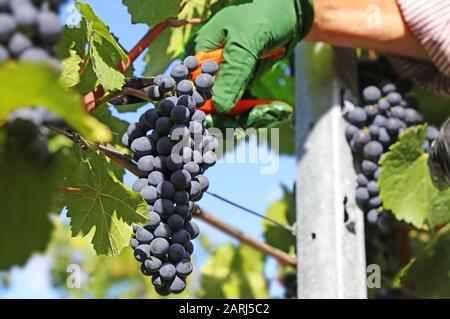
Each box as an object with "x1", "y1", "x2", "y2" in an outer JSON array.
[
  {"x1": 90, "y1": 42, "x2": 125, "y2": 92},
  {"x1": 123, "y1": 0, "x2": 182, "y2": 27},
  {"x1": 75, "y1": 2, "x2": 128, "y2": 62},
  {"x1": 59, "y1": 49, "x2": 82, "y2": 89},
  {"x1": 263, "y1": 186, "x2": 296, "y2": 253},
  {"x1": 64, "y1": 147, "x2": 148, "y2": 256},
  {"x1": 198, "y1": 243, "x2": 268, "y2": 298},
  {"x1": 0, "y1": 63, "x2": 111, "y2": 143},
  {"x1": 142, "y1": 0, "x2": 218, "y2": 76},
  {"x1": 54, "y1": 26, "x2": 88, "y2": 60},
  {"x1": 379, "y1": 126, "x2": 450, "y2": 228},
  {"x1": 396, "y1": 225, "x2": 450, "y2": 298},
  {"x1": 0, "y1": 130, "x2": 73, "y2": 269},
  {"x1": 91, "y1": 106, "x2": 129, "y2": 151},
  {"x1": 250, "y1": 60, "x2": 295, "y2": 106}
]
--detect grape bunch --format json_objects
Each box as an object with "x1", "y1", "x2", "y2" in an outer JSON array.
[
  {"x1": 122, "y1": 56, "x2": 219, "y2": 296},
  {"x1": 344, "y1": 82, "x2": 438, "y2": 234},
  {"x1": 0, "y1": 0, "x2": 64, "y2": 66}
]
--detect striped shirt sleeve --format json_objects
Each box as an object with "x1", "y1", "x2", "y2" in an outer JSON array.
[{"x1": 387, "y1": 0, "x2": 450, "y2": 97}]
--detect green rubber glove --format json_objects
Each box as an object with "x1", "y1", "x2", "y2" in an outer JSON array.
[{"x1": 190, "y1": 0, "x2": 314, "y2": 113}]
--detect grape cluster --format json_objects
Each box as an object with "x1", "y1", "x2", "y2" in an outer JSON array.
[
  {"x1": 0, "y1": 0, "x2": 64, "y2": 66},
  {"x1": 344, "y1": 82, "x2": 438, "y2": 234},
  {"x1": 123, "y1": 56, "x2": 219, "y2": 296}
]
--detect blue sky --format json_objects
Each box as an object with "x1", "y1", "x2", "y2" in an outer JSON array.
[{"x1": 0, "y1": 0, "x2": 296, "y2": 298}]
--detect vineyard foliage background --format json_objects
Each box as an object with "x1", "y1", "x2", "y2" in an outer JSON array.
[{"x1": 0, "y1": 0, "x2": 449, "y2": 298}]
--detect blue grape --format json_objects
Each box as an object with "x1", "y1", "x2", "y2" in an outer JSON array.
[
  {"x1": 170, "y1": 105, "x2": 190, "y2": 124},
  {"x1": 177, "y1": 80, "x2": 194, "y2": 96},
  {"x1": 152, "y1": 155, "x2": 167, "y2": 172},
  {"x1": 8, "y1": 32, "x2": 33, "y2": 57},
  {"x1": 183, "y1": 56, "x2": 199, "y2": 72},
  {"x1": 390, "y1": 106, "x2": 405, "y2": 120},
  {"x1": 158, "y1": 96, "x2": 177, "y2": 116},
  {"x1": 174, "y1": 204, "x2": 190, "y2": 219},
  {"x1": 353, "y1": 131, "x2": 370, "y2": 149},
  {"x1": 19, "y1": 47, "x2": 49, "y2": 62},
  {"x1": 364, "y1": 105, "x2": 378, "y2": 120},
  {"x1": 135, "y1": 227, "x2": 154, "y2": 244},
  {"x1": 149, "y1": 237, "x2": 169, "y2": 257},
  {"x1": 0, "y1": 13, "x2": 17, "y2": 42},
  {"x1": 368, "y1": 196, "x2": 382, "y2": 209},
  {"x1": 159, "y1": 263, "x2": 176, "y2": 281},
  {"x1": 168, "y1": 243, "x2": 186, "y2": 262},
  {"x1": 171, "y1": 229, "x2": 191, "y2": 246},
  {"x1": 362, "y1": 86, "x2": 381, "y2": 104},
  {"x1": 158, "y1": 76, "x2": 176, "y2": 93},
  {"x1": 404, "y1": 108, "x2": 424, "y2": 126},
  {"x1": 201, "y1": 59, "x2": 219, "y2": 75},
  {"x1": 361, "y1": 160, "x2": 378, "y2": 176},
  {"x1": 170, "y1": 124, "x2": 190, "y2": 141},
  {"x1": 378, "y1": 127, "x2": 391, "y2": 147},
  {"x1": 148, "y1": 85, "x2": 163, "y2": 101},
  {"x1": 427, "y1": 126, "x2": 439, "y2": 141},
  {"x1": 152, "y1": 274, "x2": 165, "y2": 288},
  {"x1": 367, "y1": 180, "x2": 379, "y2": 196},
  {"x1": 377, "y1": 99, "x2": 390, "y2": 113},
  {"x1": 148, "y1": 171, "x2": 165, "y2": 186},
  {"x1": 37, "y1": 10, "x2": 62, "y2": 43},
  {"x1": 156, "y1": 136, "x2": 174, "y2": 156},
  {"x1": 155, "y1": 116, "x2": 172, "y2": 135},
  {"x1": 348, "y1": 107, "x2": 367, "y2": 127},
  {"x1": 355, "y1": 187, "x2": 370, "y2": 204},
  {"x1": 146, "y1": 211, "x2": 161, "y2": 230},
  {"x1": 170, "y1": 64, "x2": 189, "y2": 82},
  {"x1": 368, "y1": 124, "x2": 380, "y2": 139},
  {"x1": 374, "y1": 167, "x2": 381, "y2": 180},
  {"x1": 13, "y1": 4, "x2": 37, "y2": 30},
  {"x1": 173, "y1": 191, "x2": 189, "y2": 205},
  {"x1": 140, "y1": 109, "x2": 159, "y2": 129},
  {"x1": 184, "y1": 241, "x2": 194, "y2": 254},
  {"x1": 177, "y1": 95, "x2": 196, "y2": 112},
  {"x1": 192, "y1": 90, "x2": 206, "y2": 107},
  {"x1": 154, "y1": 222, "x2": 172, "y2": 239},
  {"x1": 386, "y1": 92, "x2": 402, "y2": 106},
  {"x1": 168, "y1": 276, "x2": 186, "y2": 294},
  {"x1": 194, "y1": 175, "x2": 209, "y2": 192},
  {"x1": 203, "y1": 151, "x2": 217, "y2": 166},
  {"x1": 131, "y1": 136, "x2": 154, "y2": 156},
  {"x1": 167, "y1": 214, "x2": 185, "y2": 232},
  {"x1": 121, "y1": 133, "x2": 130, "y2": 147},
  {"x1": 363, "y1": 141, "x2": 383, "y2": 161},
  {"x1": 381, "y1": 82, "x2": 397, "y2": 95},
  {"x1": 127, "y1": 122, "x2": 146, "y2": 139},
  {"x1": 153, "y1": 199, "x2": 174, "y2": 218},
  {"x1": 366, "y1": 209, "x2": 379, "y2": 225},
  {"x1": 157, "y1": 181, "x2": 176, "y2": 199},
  {"x1": 166, "y1": 154, "x2": 184, "y2": 172},
  {"x1": 134, "y1": 244, "x2": 151, "y2": 262},
  {"x1": 188, "y1": 181, "x2": 202, "y2": 198},
  {"x1": 357, "y1": 174, "x2": 369, "y2": 187},
  {"x1": 184, "y1": 162, "x2": 200, "y2": 177},
  {"x1": 191, "y1": 110, "x2": 206, "y2": 123},
  {"x1": 170, "y1": 169, "x2": 192, "y2": 190},
  {"x1": 373, "y1": 114, "x2": 387, "y2": 127},
  {"x1": 184, "y1": 220, "x2": 200, "y2": 239},
  {"x1": 345, "y1": 125, "x2": 359, "y2": 142},
  {"x1": 385, "y1": 118, "x2": 401, "y2": 135},
  {"x1": 195, "y1": 73, "x2": 215, "y2": 91},
  {"x1": 137, "y1": 155, "x2": 154, "y2": 174},
  {"x1": 130, "y1": 237, "x2": 139, "y2": 249},
  {"x1": 144, "y1": 256, "x2": 163, "y2": 273},
  {"x1": 141, "y1": 185, "x2": 158, "y2": 204},
  {"x1": 176, "y1": 260, "x2": 193, "y2": 277}
]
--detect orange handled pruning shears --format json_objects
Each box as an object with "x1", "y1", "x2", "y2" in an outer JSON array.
[{"x1": 192, "y1": 47, "x2": 286, "y2": 115}]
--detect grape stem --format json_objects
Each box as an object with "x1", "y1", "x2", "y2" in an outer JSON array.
[
  {"x1": 46, "y1": 125, "x2": 296, "y2": 268},
  {"x1": 193, "y1": 206, "x2": 298, "y2": 269}
]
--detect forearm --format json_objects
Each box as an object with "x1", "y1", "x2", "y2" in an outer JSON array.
[{"x1": 304, "y1": 0, "x2": 428, "y2": 61}]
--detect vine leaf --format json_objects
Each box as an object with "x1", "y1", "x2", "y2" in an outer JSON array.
[
  {"x1": 198, "y1": 243, "x2": 268, "y2": 298},
  {"x1": 263, "y1": 185, "x2": 295, "y2": 254},
  {"x1": 64, "y1": 147, "x2": 148, "y2": 256},
  {"x1": 379, "y1": 126, "x2": 450, "y2": 228},
  {"x1": 123, "y1": 0, "x2": 182, "y2": 28},
  {"x1": 395, "y1": 225, "x2": 450, "y2": 298},
  {"x1": 0, "y1": 130, "x2": 74, "y2": 270},
  {"x1": 0, "y1": 63, "x2": 111, "y2": 143},
  {"x1": 59, "y1": 49, "x2": 82, "y2": 89}
]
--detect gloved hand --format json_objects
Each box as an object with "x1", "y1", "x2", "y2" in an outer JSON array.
[{"x1": 189, "y1": 0, "x2": 314, "y2": 113}]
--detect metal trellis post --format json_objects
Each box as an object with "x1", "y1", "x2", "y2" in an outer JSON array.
[{"x1": 295, "y1": 43, "x2": 368, "y2": 299}]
